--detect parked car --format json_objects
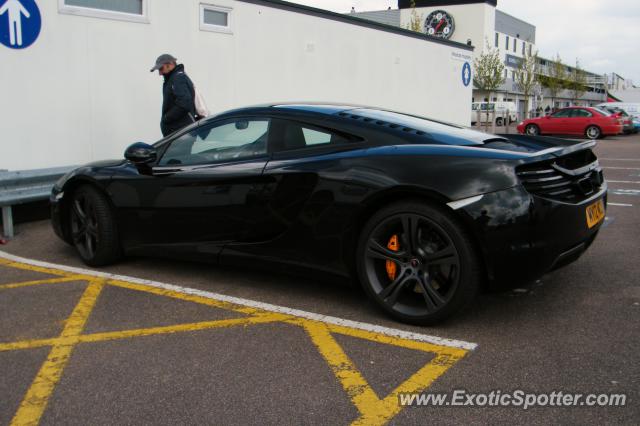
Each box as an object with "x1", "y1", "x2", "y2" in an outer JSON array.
[
  {"x1": 517, "y1": 107, "x2": 623, "y2": 139},
  {"x1": 599, "y1": 106, "x2": 637, "y2": 134},
  {"x1": 596, "y1": 102, "x2": 640, "y2": 120},
  {"x1": 471, "y1": 102, "x2": 518, "y2": 126},
  {"x1": 633, "y1": 117, "x2": 640, "y2": 132},
  {"x1": 51, "y1": 104, "x2": 607, "y2": 325}
]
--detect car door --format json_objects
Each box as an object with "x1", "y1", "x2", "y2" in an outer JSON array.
[
  {"x1": 220, "y1": 118, "x2": 367, "y2": 272},
  {"x1": 109, "y1": 117, "x2": 272, "y2": 256},
  {"x1": 569, "y1": 108, "x2": 593, "y2": 135},
  {"x1": 544, "y1": 109, "x2": 572, "y2": 134}
]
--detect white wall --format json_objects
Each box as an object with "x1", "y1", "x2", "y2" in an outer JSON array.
[
  {"x1": 0, "y1": 0, "x2": 473, "y2": 171},
  {"x1": 400, "y1": 3, "x2": 495, "y2": 55}
]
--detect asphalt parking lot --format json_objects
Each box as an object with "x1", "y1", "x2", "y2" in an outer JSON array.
[{"x1": 1, "y1": 133, "x2": 639, "y2": 425}]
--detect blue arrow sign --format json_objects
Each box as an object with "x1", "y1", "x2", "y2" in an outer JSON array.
[{"x1": 0, "y1": 0, "x2": 41, "y2": 49}]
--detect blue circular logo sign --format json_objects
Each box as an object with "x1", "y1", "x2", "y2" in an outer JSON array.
[
  {"x1": 0, "y1": 0, "x2": 41, "y2": 49},
  {"x1": 462, "y1": 62, "x2": 471, "y2": 87}
]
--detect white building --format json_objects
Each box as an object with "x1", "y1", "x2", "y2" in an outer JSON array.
[
  {"x1": 0, "y1": 0, "x2": 475, "y2": 172},
  {"x1": 354, "y1": 0, "x2": 608, "y2": 117}
]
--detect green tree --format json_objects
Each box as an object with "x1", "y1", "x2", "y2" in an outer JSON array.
[
  {"x1": 568, "y1": 59, "x2": 587, "y2": 105},
  {"x1": 405, "y1": 0, "x2": 423, "y2": 32},
  {"x1": 514, "y1": 49, "x2": 538, "y2": 119},
  {"x1": 541, "y1": 53, "x2": 567, "y2": 109},
  {"x1": 473, "y1": 41, "x2": 506, "y2": 105}
]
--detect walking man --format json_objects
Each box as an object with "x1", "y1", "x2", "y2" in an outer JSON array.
[{"x1": 150, "y1": 54, "x2": 197, "y2": 136}]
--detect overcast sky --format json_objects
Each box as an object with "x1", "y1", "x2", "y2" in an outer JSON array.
[{"x1": 291, "y1": 0, "x2": 640, "y2": 84}]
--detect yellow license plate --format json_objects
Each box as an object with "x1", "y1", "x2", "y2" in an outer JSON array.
[{"x1": 586, "y1": 199, "x2": 605, "y2": 228}]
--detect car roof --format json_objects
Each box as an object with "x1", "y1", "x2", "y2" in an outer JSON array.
[{"x1": 215, "y1": 103, "x2": 363, "y2": 118}]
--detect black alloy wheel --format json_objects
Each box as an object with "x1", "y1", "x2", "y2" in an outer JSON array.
[
  {"x1": 69, "y1": 185, "x2": 121, "y2": 266},
  {"x1": 357, "y1": 201, "x2": 480, "y2": 325}
]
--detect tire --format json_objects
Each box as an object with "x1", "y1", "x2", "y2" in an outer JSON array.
[
  {"x1": 496, "y1": 117, "x2": 504, "y2": 126},
  {"x1": 356, "y1": 200, "x2": 481, "y2": 325},
  {"x1": 585, "y1": 125, "x2": 601, "y2": 139},
  {"x1": 525, "y1": 124, "x2": 540, "y2": 136},
  {"x1": 68, "y1": 185, "x2": 121, "y2": 266}
]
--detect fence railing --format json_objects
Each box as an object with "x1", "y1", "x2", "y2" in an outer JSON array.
[
  {"x1": 0, "y1": 166, "x2": 75, "y2": 238},
  {"x1": 470, "y1": 109, "x2": 555, "y2": 134}
]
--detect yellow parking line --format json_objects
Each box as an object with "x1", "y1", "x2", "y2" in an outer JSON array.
[
  {"x1": 327, "y1": 322, "x2": 468, "y2": 360},
  {"x1": 301, "y1": 319, "x2": 469, "y2": 426},
  {"x1": 0, "y1": 276, "x2": 82, "y2": 290},
  {"x1": 77, "y1": 312, "x2": 288, "y2": 344},
  {"x1": 0, "y1": 313, "x2": 288, "y2": 353},
  {"x1": 303, "y1": 321, "x2": 384, "y2": 423},
  {"x1": 108, "y1": 278, "x2": 261, "y2": 316},
  {"x1": 0, "y1": 255, "x2": 472, "y2": 426},
  {"x1": 10, "y1": 279, "x2": 105, "y2": 426},
  {"x1": 0, "y1": 259, "x2": 73, "y2": 278},
  {"x1": 0, "y1": 337, "x2": 62, "y2": 352}
]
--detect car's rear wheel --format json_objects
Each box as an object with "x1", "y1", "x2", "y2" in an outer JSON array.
[
  {"x1": 585, "y1": 125, "x2": 601, "y2": 139},
  {"x1": 525, "y1": 124, "x2": 540, "y2": 136},
  {"x1": 69, "y1": 185, "x2": 121, "y2": 266},
  {"x1": 356, "y1": 201, "x2": 480, "y2": 325},
  {"x1": 496, "y1": 117, "x2": 504, "y2": 126}
]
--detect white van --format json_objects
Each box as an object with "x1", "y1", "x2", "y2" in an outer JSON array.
[
  {"x1": 596, "y1": 102, "x2": 640, "y2": 119},
  {"x1": 471, "y1": 102, "x2": 518, "y2": 126}
]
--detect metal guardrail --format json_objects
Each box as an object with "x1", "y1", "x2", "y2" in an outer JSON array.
[{"x1": 0, "y1": 166, "x2": 75, "y2": 239}]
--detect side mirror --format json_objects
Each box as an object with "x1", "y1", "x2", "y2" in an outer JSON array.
[{"x1": 125, "y1": 142, "x2": 157, "y2": 164}]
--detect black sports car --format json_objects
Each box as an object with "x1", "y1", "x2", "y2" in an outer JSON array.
[{"x1": 51, "y1": 104, "x2": 607, "y2": 324}]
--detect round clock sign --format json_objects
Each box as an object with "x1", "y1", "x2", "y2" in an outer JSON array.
[{"x1": 424, "y1": 10, "x2": 455, "y2": 39}]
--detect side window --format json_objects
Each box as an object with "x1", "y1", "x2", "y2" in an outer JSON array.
[
  {"x1": 551, "y1": 109, "x2": 572, "y2": 118},
  {"x1": 159, "y1": 119, "x2": 269, "y2": 166},
  {"x1": 571, "y1": 109, "x2": 592, "y2": 118},
  {"x1": 271, "y1": 120, "x2": 354, "y2": 153},
  {"x1": 302, "y1": 128, "x2": 332, "y2": 146}
]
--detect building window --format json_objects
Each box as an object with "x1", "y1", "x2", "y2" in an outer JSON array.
[
  {"x1": 504, "y1": 69, "x2": 508, "y2": 79},
  {"x1": 513, "y1": 39, "x2": 517, "y2": 52},
  {"x1": 494, "y1": 32, "x2": 499, "y2": 48},
  {"x1": 58, "y1": 0, "x2": 148, "y2": 23},
  {"x1": 528, "y1": 44, "x2": 532, "y2": 56},
  {"x1": 505, "y1": 36, "x2": 509, "y2": 50},
  {"x1": 200, "y1": 4, "x2": 232, "y2": 34},
  {"x1": 522, "y1": 41, "x2": 525, "y2": 55},
  {"x1": 512, "y1": 71, "x2": 516, "y2": 80}
]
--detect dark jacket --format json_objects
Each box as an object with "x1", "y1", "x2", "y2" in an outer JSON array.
[{"x1": 160, "y1": 64, "x2": 196, "y2": 136}]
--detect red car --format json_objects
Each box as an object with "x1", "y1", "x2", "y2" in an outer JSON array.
[{"x1": 517, "y1": 107, "x2": 623, "y2": 139}]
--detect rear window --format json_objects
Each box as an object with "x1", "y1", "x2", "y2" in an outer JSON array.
[
  {"x1": 348, "y1": 109, "x2": 491, "y2": 146},
  {"x1": 592, "y1": 108, "x2": 611, "y2": 116}
]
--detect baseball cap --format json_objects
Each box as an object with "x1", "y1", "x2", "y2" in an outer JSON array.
[{"x1": 150, "y1": 54, "x2": 177, "y2": 72}]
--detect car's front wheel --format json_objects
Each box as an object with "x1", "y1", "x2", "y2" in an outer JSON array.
[
  {"x1": 69, "y1": 185, "x2": 121, "y2": 266},
  {"x1": 525, "y1": 124, "x2": 540, "y2": 136},
  {"x1": 356, "y1": 201, "x2": 480, "y2": 325}
]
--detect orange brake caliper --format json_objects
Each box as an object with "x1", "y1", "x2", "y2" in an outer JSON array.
[{"x1": 385, "y1": 234, "x2": 399, "y2": 280}]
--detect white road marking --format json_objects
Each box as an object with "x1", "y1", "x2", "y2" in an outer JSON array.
[
  {"x1": 602, "y1": 167, "x2": 640, "y2": 170},
  {"x1": 608, "y1": 203, "x2": 633, "y2": 207},
  {"x1": 607, "y1": 180, "x2": 640, "y2": 184},
  {"x1": 0, "y1": 250, "x2": 477, "y2": 351},
  {"x1": 609, "y1": 189, "x2": 640, "y2": 196}
]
